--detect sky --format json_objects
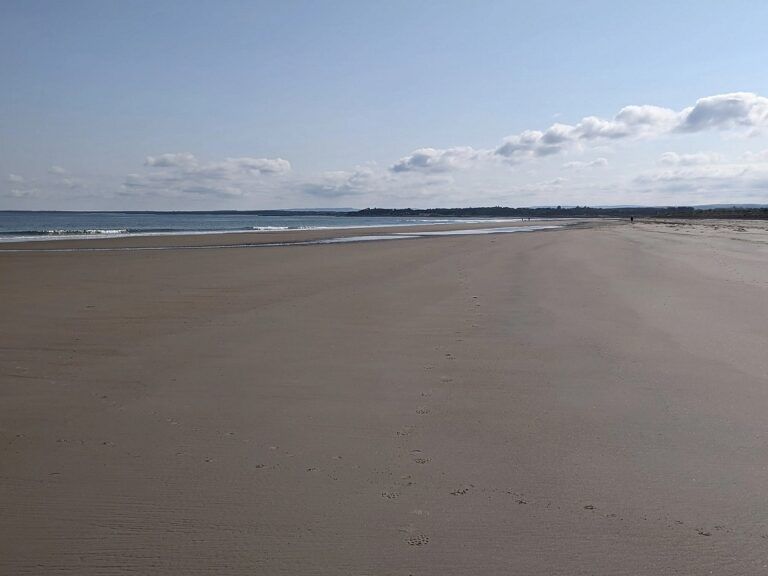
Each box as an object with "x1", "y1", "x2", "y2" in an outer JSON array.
[{"x1": 2, "y1": 0, "x2": 768, "y2": 210}]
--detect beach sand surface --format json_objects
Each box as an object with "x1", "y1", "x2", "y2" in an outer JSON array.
[{"x1": 2, "y1": 220, "x2": 768, "y2": 575}]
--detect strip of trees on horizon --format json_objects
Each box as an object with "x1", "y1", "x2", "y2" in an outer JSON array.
[{"x1": 350, "y1": 206, "x2": 768, "y2": 219}]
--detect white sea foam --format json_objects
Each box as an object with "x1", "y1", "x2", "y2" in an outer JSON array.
[
  {"x1": 315, "y1": 234, "x2": 419, "y2": 244},
  {"x1": 46, "y1": 228, "x2": 129, "y2": 235},
  {"x1": 402, "y1": 225, "x2": 562, "y2": 236}
]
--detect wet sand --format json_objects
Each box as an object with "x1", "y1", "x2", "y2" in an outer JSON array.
[
  {"x1": 2, "y1": 220, "x2": 768, "y2": 575},
  {"x1": 0, "y1": 219, "x2": 569, "y2": 251}
]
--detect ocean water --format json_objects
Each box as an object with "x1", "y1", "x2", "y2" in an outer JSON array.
[{"x1": 0, "y1": 211, "x2": 526, "y2": 242}]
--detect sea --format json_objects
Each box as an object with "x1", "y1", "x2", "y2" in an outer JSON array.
[{"x1": 0, "y1": 211, "x2": 527, "y2": 242}]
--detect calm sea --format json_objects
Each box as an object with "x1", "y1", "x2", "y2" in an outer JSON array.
[{"x1": 0, "y1": 211, "x2": 522, "y2": 242}]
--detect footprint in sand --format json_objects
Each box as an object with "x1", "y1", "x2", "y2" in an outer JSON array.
[
  {"x1": 450, "y1": 485, "x2": 472, "y2": 496},
  {"x1": 506, "y1": 491, "x2": 528, "y2": 504},
  {"x1": 406, "y1": 534, "x2": 430, "y2": 546},
  {"x1": 382, "y1": 491, "x2": 400, "y2": 500},
  {"x1": 416, "y1": 407, "x2": 430, "y2": 415},
  {"x1": 413, "y1": 457, "x2": 431, "y2": 464}
]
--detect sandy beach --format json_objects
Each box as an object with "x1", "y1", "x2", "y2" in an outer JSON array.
[{"x1": 2, "y1": 219, "x2": 768, "y2": 575}]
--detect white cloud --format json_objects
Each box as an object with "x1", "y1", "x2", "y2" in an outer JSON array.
[
  {"x1": 300, "y1": 163, "x2": 464, "y2": 206},
  {"x1": 144, "y1": 153, "x2": 290, "y2": 175},
  {"x1": 495, "y1": 129, "x2": 563, "y2": 159},
  {"x1": 742, "y1": 149, "x2": 768, "y2": 163},
  {"x1": 301, "y1": 166, "x2": 381, "y2": 198},
  {"x1": 145, "y1": 152, "x2": 198, "y2": 168},
  {"x1": 633, "y1": 157, "x2": 768, "y2": 203},
  {"x1": 392, "y1": 92, "x2": 768, "y2": 177},
  {"x1": 213, "y1": 157, "x2": 291, "y2": 175},
  {"x1": 563, "y1": 157, "x2": 609, "y2": 170},
  {"x1": 494, "y1": 105, "x2": 678, "y2": 162},
  {"x1": 658, "y1": 152, "x2": 722, "y2": 166},
  {"x1": 125, "y1": 153, "x2": 292, "y2": 198},
  {"x1": 391, "y1": 147, "x2": 486, "y2": 173},
  {"x1": 3, "y1": 170, "x2": 86, "y2": 201},
  {"x1": 3, "y1": 173, "x2": 40, "y2": 199},
  {"x1": 677, "y1": 92, "x2": 768, "y2": 133}
]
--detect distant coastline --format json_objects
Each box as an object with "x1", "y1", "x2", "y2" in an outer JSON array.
[
  {"x1": 3, "y1": 205, "x2": 768, "y2": 219},
  {"x1": 352, "y1": 206, "x2": 768, "y2": 220}
]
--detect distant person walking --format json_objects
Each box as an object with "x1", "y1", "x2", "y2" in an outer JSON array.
[{"x1": 630, "y1": 216, "x2": 634, "y2": 223}]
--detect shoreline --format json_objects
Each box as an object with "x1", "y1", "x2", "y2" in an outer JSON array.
[
  {"x1": 0, "y1": 218, "x2": 600, "y2": 251},
  {"x1": 0, "y1": 216, "x2": 543, "y2": 241}
]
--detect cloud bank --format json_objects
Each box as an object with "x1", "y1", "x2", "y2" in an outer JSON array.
[
  {"x1": 4, "y1": 92, "x2": 768, "y2": 208},
  {"x1": 393, "y1": 92, "x2": 768, "y2": 173},
  {"x1": 125, "y1": 154, "x2": 292, "y2": 198}
]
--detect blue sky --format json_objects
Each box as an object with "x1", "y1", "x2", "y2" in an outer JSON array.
[{"x1": 2, "y1": 0, "x2": 768, "y2": 209}]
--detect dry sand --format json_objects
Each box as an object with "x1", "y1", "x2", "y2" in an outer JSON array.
[{"x1": 2, "y1": 219, "x2": 768, "y2": 575}]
